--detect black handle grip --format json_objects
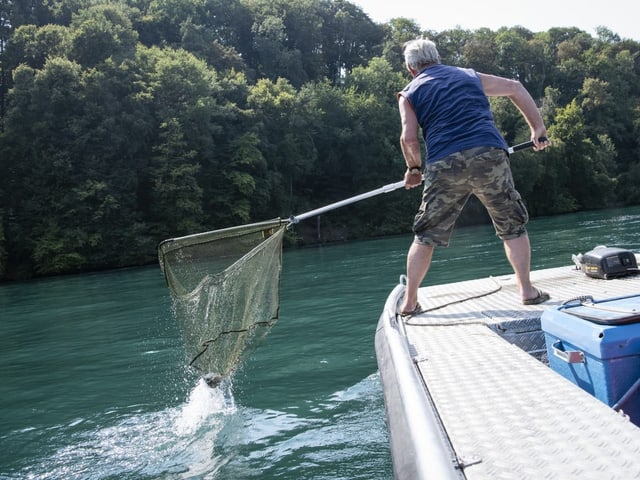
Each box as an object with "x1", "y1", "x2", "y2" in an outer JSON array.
[{"x1": 509, "y1": 137, "x2": 548, "y2": 153}]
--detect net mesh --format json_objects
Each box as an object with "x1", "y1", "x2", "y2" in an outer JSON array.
[{"x1": 158, "y1": 218, "x2": 287, "y2": 379}]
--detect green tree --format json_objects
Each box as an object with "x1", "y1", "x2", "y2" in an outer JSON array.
[
  {"x1": 583, "y1": 43, "x2": 639, "y2": 171},
  {"x1": 246, "y1": 77, "x2": 314, "y2": 219},
  {"x1": 5, "y1": 24, "x2": 70, "y2": 70},
  {"x1": 433, "y1": 27, "x2": 472, "y2": 66},
  {"x1": 2, "y1": 58, "x2": 88, "y2": 276},
  {"x1": 318, "y1": 0, "x2": 384, "y2": 84},
  {"x1": 549, "y1": 29, "x2": 593, "y2": 104},
  {"x1": 144, "y1": 118, "x2": 203, "y2": 237},
  {"x1": 381, "y1": 17, "x2": 422, "y2": 73},
  {"x1": 143, "y1": 0, "x2": 199, "y2": 44},
  {"x1": 179, "y1": 17, "x2": 247, "y2": 73},
  {"x1": 463, "y1": 28, "x2": 498, "y2": 73},
  {"x1": 69, "y1": 3, "x2": 138, "y2": 67},
  {"x1": 550, "y1": 100, "x2": 616, "y2": 210}
]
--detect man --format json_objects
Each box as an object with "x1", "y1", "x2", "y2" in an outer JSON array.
[{"x1": 398, "y1": 38, "x2": 551, "y2": 316}]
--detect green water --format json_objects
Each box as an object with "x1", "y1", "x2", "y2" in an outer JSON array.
[{"x1": 1, "y1": 206, "x2": 639, "y2": 479}]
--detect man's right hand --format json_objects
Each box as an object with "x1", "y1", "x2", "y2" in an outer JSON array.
[{"x1": 404, "y1": 169, "x2": 423, "y2": 189}]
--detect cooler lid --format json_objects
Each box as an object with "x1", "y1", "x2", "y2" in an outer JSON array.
[{"x1": 563, "y1": 295, "x2": 640, "y2": 325}]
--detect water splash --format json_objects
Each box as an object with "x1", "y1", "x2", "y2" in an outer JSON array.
[
  {"x1": 174, "y1": 377, "x2": 235, "y2": 436},
  {"x1": 3, "y1": 379, "x2": 236, "y2": 480}
]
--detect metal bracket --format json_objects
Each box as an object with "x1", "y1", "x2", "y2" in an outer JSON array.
[{"x1": 457, "y1": 454, "x2": 483, "y2": 468}]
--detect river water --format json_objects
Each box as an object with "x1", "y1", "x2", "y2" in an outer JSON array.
[{"x1": 1, "y1": 206, "x2": 639, "y2": 479}]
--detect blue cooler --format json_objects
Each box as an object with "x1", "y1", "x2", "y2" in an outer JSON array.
[{"x1": 541, "y1": 294, "x2": 640, "y2": 426}]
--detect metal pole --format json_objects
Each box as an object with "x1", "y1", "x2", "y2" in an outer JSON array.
[
  {"x1": 289, "y1": 138, "x2": 548, "y2": 224},
  {"x1": 289, "y1": 179, "x2": 406, "y2": 223}
]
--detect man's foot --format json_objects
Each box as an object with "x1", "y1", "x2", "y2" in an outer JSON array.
[
  {"x1": 401, "y1": 302, "x2": 423, "y2": 317},
  {"x1": 522, "y1": 288, "x2": 550, "y2": 305}
]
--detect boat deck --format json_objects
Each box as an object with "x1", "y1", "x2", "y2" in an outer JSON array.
[{"x1": 375, "y1": 263, "x2": 640, "y2": 480}]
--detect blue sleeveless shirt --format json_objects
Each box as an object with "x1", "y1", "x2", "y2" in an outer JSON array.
[{"x1": 400, "y1": 64, "x2": 508, "y2": 163}]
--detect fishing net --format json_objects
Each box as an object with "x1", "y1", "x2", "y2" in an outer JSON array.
[
  {"x1": 157, "y1": 176, "x2": 410, "y2": 381},
  {"x1": 158, "y1": 218, "x2": 287, "y2": 380}
]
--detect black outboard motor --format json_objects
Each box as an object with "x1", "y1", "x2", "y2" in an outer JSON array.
[{"x1": 579, "y1": 246, "x2": 639, "y2": 279}]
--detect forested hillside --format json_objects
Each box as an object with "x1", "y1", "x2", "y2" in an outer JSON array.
[{"x1": 0, "y1": 0, "x2": 639, "y2": 279}]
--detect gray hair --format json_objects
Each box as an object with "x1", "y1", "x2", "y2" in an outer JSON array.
[{"x1": 403, "y1": 38, "x2": 441, "y2": 71}]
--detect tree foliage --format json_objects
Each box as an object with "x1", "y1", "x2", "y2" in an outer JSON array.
[{"x1": 0, "y1": 0, "x2": 639, "y2": 279}]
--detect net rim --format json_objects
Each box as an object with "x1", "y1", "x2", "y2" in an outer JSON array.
[
  {"x1": 157, "y1": 218, "x2": 287, "y2": 277},
  {"x1": 158, "y1": 218, "x2": 286, "y2": 256}
]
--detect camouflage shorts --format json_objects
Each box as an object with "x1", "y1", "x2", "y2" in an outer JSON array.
[{"x1": 413, "y1": 146, "x2": 529, "y2": 246}]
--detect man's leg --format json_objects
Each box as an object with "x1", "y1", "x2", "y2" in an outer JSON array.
[
  {"x1": 503, "y1": 233, "x2": 544, "y2": 302},
  {"x1": 401, "y1": 242, "x2": 434, "y2": 314}
]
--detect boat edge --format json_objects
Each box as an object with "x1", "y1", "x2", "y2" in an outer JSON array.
[{"x1": 374, "y1": 281, "x2": 464, "y2": 480}]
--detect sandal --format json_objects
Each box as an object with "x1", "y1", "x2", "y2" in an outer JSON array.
[
  {"x1": 401, "y1": 302, "x2": 423, "y2": 317},
  {"x1": 522, "y1": 288, "x2": 550, "y2": 305}
]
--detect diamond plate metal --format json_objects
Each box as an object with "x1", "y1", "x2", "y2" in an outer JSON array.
[
  {"x1": 408, "y1": 323, "x2": 640, "y2": 479},
  {"x1": 391, "y1": 264, "x2": 640, "y2": 479}
]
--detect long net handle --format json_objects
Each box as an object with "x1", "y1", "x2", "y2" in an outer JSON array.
[
  {"x1": 289, "y1": 180, "x2": 406, "y2": 223},
  {"x1": 290, "y1": 138, "x2": 548, "y2": 224},
  {"x1": 508, "y1": 136, "x2": 548, "y2": 154}
]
